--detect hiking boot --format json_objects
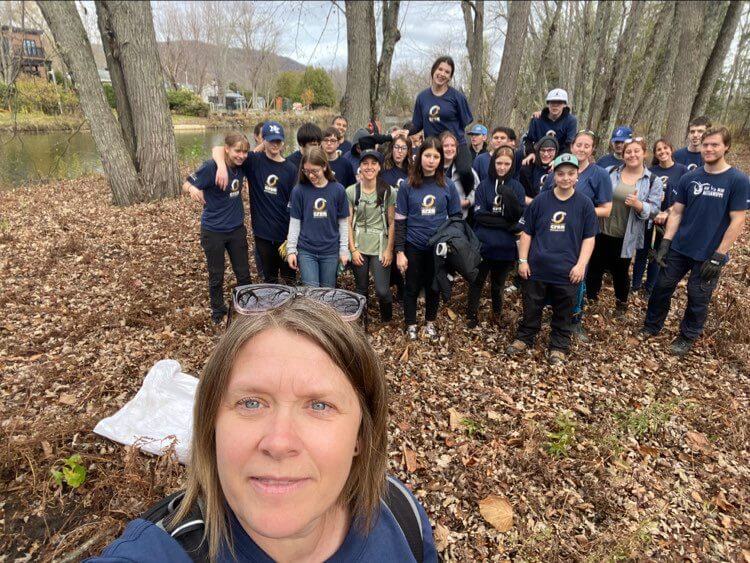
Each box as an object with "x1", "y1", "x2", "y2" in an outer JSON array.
[
  {"x1": 670, "y1": 335, "x2": 693, "y2": 356},
  {"x1": 406, "y1": 324, "x2": 418, "y2": 341},
  {"x1": 379, "y1": 301, "x2": 393, "y2": 323},
  {"x1": 572, "y1": 322, "x2": 589, "y2": 342},
  {"x1": 614, "y1": 301, "x2": 628, "y2": 319},
  {"x1": 466, "y1": 317, "x2": 478, "y2": 329},
  {"x1": 211, "y1": 311, "x2": 227, "y2": 325},
  {"x1": 506, "y1": 340, "x2": 528, "y2": 356},
  {"x1": 640, "y1": 326, "x2": 658, "y2": 338},
  {"x1": 425, "y1": 322, "x2": 438, "y2": 340},
  {"x1": 548, "y1": 350, "x2": 566, "y2": 365}
]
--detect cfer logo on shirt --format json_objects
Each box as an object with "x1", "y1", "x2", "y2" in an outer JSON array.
[
  {"x1": 492, "y1": 194, "x2": 504, "y2": 214},
  {"x1": 264, "y1": 174, "x2": 279, "y2": 195},
  {"x1": 687, "y1": 163, "x2": 698, "y2": 171},
  {"x1": 313, "y1": 197, "x2": 328, "y2": 218},
  {"x1": 428, "y1": 105, "x2": 441, "y2": 123},
  {"x1": 421, "y1": 194, "x2": 436, "y2": 215},
  {"x1": 539, "y1": 173, "x2": 548, "y2": 187},
  {"x1": 229, "y1": 178, "x2": 241, "y2": 197},
  {"x1": 690, "y1": 180, "x2": 725, "y2": 199},
  {"x1": 550, "y1": 211, "x2": 566, "y2": 232},
  {"x1": 396, "y1": 178, "x2": 405, "y2": 188}
]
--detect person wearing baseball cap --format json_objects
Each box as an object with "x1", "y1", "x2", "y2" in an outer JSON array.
[
  {"x1": 507, "y1": 153, "x2": 598, "y2": 364},
  {"x1": 467, "y1": 124, "x2": 488, "y2": 161},
  {"x1": 522, "y1": 88, "x2": 578, "y2": 162},
  {"x1": 596, "y1": 125, "x2": 633, "y2": 169}
]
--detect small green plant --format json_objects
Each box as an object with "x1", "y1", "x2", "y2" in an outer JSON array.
[
  {"x1": 461, "y1": 417, "x2": 481, "y2": 438},
  {"x1": 617, "y1": 401, "x2": 676, "y2": 438},
  {"x1": 545, "y1": 412, "x2": 577, "y2": 458},
  {"x1": 51, "y1": 454, "x2": 87, "y2": 489}
]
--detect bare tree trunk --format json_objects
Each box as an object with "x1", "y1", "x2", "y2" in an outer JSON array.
[
  {"x1": 341, "y1": 0, "x2": 374, "y2": 131},
  {"x1": 721, "y1": 9, "x2": 750, "y2": 123},
  {"x1": 585, "y1": 0, "x2": 614, "y2": 130},
  {"x1": 536, "y1": 0, "x2": 563, "y2": 93},
  {"x1": 665, "y1": 1, "x2": 703, "y2": 147},
  {"x1": 573, "y1": 1, "x2": 595, "y2": 121},
  {"x1": 372, "y1": 0, "x2": 401, "y2": 123},
  {"x1": 491, "y1": 0, "x2": 531, "y2": 127},
  {"x1": 461, "y1": 0, "x2": 484, "y2": 117},
  {"x1": 38, "y1": 1, "x2": 142, "y2": 206},
  {"x1": 691, "y1": 0, "x2": 743, "y2": 119},
  {"x1": 644, "y1": 3, "x2": 680, "y2": 139}
]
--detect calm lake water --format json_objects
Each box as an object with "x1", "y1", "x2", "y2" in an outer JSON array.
[{"x1": 0, "y1": 117, "x2": 404, "y2": 188}]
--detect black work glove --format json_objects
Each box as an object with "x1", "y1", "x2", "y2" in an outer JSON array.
[
  {"x1": 700, "y1": 252, "x2": 726, "y2": 281},
  {"x1": 654, "y1": 239, "x2": 671, "y2": 268}
]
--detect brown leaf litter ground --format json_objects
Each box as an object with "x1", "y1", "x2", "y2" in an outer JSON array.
[{"x1": 1, "y1": 148, "x2": 749, "y2": 561}]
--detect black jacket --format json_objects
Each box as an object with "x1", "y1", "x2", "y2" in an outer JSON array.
[{"x1": 427, "y1": 217, "x2": 482, "y2": 301}]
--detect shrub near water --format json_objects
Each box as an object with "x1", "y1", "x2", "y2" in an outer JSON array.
[
  {"x1": 166, "y1": 88, "x2": 209, "y2": 117},
  {"x1": 0, "y1": 77, "x2": 79, "y2": 114}
]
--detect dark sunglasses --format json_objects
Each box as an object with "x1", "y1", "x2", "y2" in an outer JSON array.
[{"x1": 230, "y1": 284, "x2": 366, "y2": 323}]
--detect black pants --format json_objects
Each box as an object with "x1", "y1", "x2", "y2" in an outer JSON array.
[
  {"x1": 254, "y1": 235, "x2": 295, "y2": 284},
  {"x1": 404, "y1": 243, "x2": 439, "y2": 326},
  {"x1": 586, "y1": 233, "x2": 631, "y2": 304},
  {"x1": 200, "y1": 226, "x2": 251, "y2": 315},
  {"x1": 466, "y1": 259, "x2": 514, "y2": 320},
  {"x1": 456, "y1": 143, "x2": 475, "y2": 194},
  {"x1": 516, "y1": 279, "x2": 577, "y2": 352}
]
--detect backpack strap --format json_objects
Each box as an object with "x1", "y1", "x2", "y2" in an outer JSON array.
[
  {"x1": 381, "y1": 184, "x2": 392, "y2": 231},
  {"x1": 142, "y1": 491, "x2": 208, "y2": 562},
  {"x1": 384, "y1": 476, "x2": 424, "y2": 562}
]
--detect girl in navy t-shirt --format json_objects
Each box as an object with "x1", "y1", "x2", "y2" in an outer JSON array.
[
  {"x1": 395, "y1": 137, "x2": 462, "y2": 340},
  {"x1": 381, "y1": 134, "x2": 412, "y2": 189},
  {"x1": 286, "y1": 147, "x2": 350, "y2": 288}
]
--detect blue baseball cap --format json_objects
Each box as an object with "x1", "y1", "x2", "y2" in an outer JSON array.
[
  {"x1": 468, "y1": 124, "x2": 488, "y2": 136},
  {"x1": 262, "y1": 121, "x2": 285, "y2": 142},
  {"x1": 611, "y1": 126, "x2": 633, "y2": 142}
]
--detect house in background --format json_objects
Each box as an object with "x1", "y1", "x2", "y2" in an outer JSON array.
[
  {"x1": 0, "y1": 26, "x2": 51, "y2": 80},
  {"x1": 201, "y1": 80, "x2": 248, "y2": 112}
]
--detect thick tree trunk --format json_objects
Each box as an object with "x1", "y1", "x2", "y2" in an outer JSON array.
[
  {"x1": 96, "y1": 1, "x2": 180, "y2": 201},
  {"x1": 491, "y1": 0, "x2": 531, "y2": 127},
  {"x1": 537, "y1": 0, "x2": 563, "y2": 91},
  {"x1": 461, "y1": 0, "x2": 484, "y2": 118},
  {"x1": 691, "y1": 0, "x2": 743, "y2": 119},
  {"x1": 372, "y1": 0, "x2": 401, "y2": 123},
  {"x1": 341, "y1": 0, "x2": 374, "y2": 131},
  {"x1": 665, "y1": 1, "x2": 704, "y2": 147},
  {"x1": 721, "y1": 12, "x2": 750, "y2": 123},
  {"x1": 585, "y1": 0, "x2": 614, "y2": 130},
  {"x1": 38, "y1": 1, "x2": 142, "y2": 207}
]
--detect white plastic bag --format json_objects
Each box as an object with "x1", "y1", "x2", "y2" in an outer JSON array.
[{"x1": 93, "y1": 359, "x2": 197, "y2": 464}]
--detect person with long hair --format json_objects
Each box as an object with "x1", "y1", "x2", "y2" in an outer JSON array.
[
  {"x1": 466, "y1": 145, "x2": 525, "y2": 328},
  {"x1": 408, "y1": 56, "x2": 475, "y2": 194},
  {"x1": 394, "y1": 137, "x2": 462, "y2": 340},
  {"x1": 287, "y1": 147, "x2": 350, "y2": 288},
  {"x1": 322, "y1": 126, "x2": 356, "y2": 188},
  {"x1": 586, "y1": 137, "x2": 663, "y2": 314},
  {"x1": 380, "y1": 133, "x2": 412, "y2": 189},
  {"x1": 631, "y1": 138, "x2": 688, "y2": 294},
  {"x1": 440, "y1": 130, "x2": 479, "y2": 220}
]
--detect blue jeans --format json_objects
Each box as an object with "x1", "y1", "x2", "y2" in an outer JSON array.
[
  {"x1": 644, "y1": 249, "x2": 719, "y2": 340},
  {"x1": 297, "y1": 250, "x2": 339, "y2": 288}
]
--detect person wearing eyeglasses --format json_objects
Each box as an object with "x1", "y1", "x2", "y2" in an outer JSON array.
[
  {"x1": 395, "y1": 137, "x2": 462, "y2": 341},
  {"x1": 596, "y1": 126, "x2": 633, "y2": 169},
  {"x1": 381, "y1": 134, "x2": 412, "y2": 189},
  {"x1": 441, "y1": 130, "x2": 479, "y2": 221},
  {"x1": 322, "y1": 127, "x2": 356, "y2": 189},
  {"x1": 586, "y1": 137, "x2": 663, "y2": 316},
  {"x1": 286, "y1": 147, "x2": 350, "y2": 288},
  {"x1": 519, "y1": 135, "x2": 558, "y2": 205},
  {"x1": 644, "y1": 127, "x2": 748, "y2": 356}
]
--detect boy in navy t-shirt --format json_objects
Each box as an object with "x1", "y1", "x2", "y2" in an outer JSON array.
[
  {"x1": 507, "y1": 154, "x2": 598, "y2": 363},
  {"x1": 673, "y1": 116, "x2": 710, "y2": 171},
  {"x1": 322, "y1": 127, "x2": 356, "y2": 188},
  {"x1": 183, "y1": 133, "x2": 252, "y2": 324},
  {"x1": 644, "y1": 127, "x2": 748, "y2": 355},
  {"x1": 596, "y1": 125, "x2": 632, "y2": 169},
  {"x1": 522, "y1": 88, "x2": 578, "y2": 160}
]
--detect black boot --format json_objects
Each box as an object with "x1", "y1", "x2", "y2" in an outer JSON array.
[{"x1": 379, "y1": 301, "x2": 393, "y2": 322}]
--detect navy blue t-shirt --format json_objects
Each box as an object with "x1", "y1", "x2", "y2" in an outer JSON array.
[
  {"x1": 339, "y1": 139, "x2": 353, "y2": 154},
  {"x1": 519, "y1": 163, "x2": 552, "y2": 200},
  {"x1": 242, "y1": 153, "x2": 297, "y2": 242},
  {"x1": 649, "y1": 162, "x2": 688, "y2": 210},
  {"x1": 188, "y1": 160, "x2": 245, "y2": 233},
  {"x1": 290, "y1": 181, "x2": 349, "y2": 255},
  {"x1": 473, "y1": 178, "x2": 526, "y2": 261},
  {"x1": 673, "y1": 147, "x2": 703, "y2": 171},
  {"x1": 412, "y1": 87, "x2": 473, "y2": 145},
  {"x1": 541, "y1": 163, "x2": 613, "y2": 206},
  {"x1": 328, "y1": 155, "x2": 356, "y2": 189},
  {"x1": 342, "y1": 150, "x2": 361, "y2": 175},
  {"x1": 472, "y1": 151, "x2": 492, "y2": 183},
  {"x1": 526, "y1": 108, "x2": 578, "y2": 153},
  {"x1": 286, "y1": 150, "x2": 303, "y2": 172},
  {"x1": 521, "y1": 189, "x2": 598, "y2": 285},
  {"x1": 596, "y1": 153, "x2": 622, "y2": 170},
  {"x1": 671, "y1": 167, "x2": 749, "y2": 261},
  {"x1": 396, "y1": 178, "x2": 462, "y2": 250},
  {"x1": 381, "y1": 167, "x2": 408, "y2": 189}
]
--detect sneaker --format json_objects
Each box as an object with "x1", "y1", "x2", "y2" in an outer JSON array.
[
  {"x1": 572, "y1": 323, "x2": 589, "y2": 342},
  {"x1": 640, "y1": 326, "x2": 658, "y2": 338},
  {"x1": 505, "y1": 284, "x2": 517, "y2": 293},
  {"x1": 548, "y1": 350, "x2": 566, "y2": 365},
  {"x1": 406, "y1": 325, "x2": 418, "y2": 341},
  {"x1": 466, "y1": 317, "x2": 478, "y2": 329},
  {"x1": 506, "y1": 340, "x2": 528, "y2": 356},
  {"x1": 614, "y1": 301, "x2": 628, "y2": 319},
  {"x1": 425, "y1": 322, "x2": 438, "y2": 340},
  {"x1": 670, "y1": 335, "x2": 693, "y2": 356}
]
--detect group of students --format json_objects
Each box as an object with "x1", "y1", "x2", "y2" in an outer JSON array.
[{"x1": 184, "y1": 55, "x2": 748, "y2": 363}]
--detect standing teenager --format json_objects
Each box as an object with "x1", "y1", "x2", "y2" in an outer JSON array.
[
  {"x1": 519, "y1": 135, "x2": 558, "y2": 204},
  {"x1": 596, "y1": 125, "x2": 632, "y2": 169},
  {"x1": 332, "y1": 115, "x2": 352, "y2": 153},
  {"x1": 523, "y1": 88, "x2": 578, "y2": 160},
  {"x1": 632, "y1": 139, "x2": 688, "y2": 294},
  {"x1": 184, "y1": 133, "x2": 252, "y2": 324},
  {"x1": 395, "y1": 137, "x2": 462, "y2": 340},
  {"x1": 673, "y1": 116, "x2": 711, "y2": 171},
  {"x1": 212, "y1": 122, "x2": 297, "y2": 285},
  {"x1": 287, "y1": 123, "x2": 323, "y2": 172},
  {"x1": 467, "y1": 124, "x2": 488, "y2": 160},
  {"x1": 409, "y1": 56, "x2": 475, "y2": 194},
  {"x1": 347, "y1": 150, "x2": 397, "y2": 322},
  {"x1": 441, "y1": 130, "x2": 479, "y2": 220},
  {"x1": 586, "y1": 137, "x2": 663, "y2": 314},
  {"x1": 381, "y1": 134, "x2": 412, "y2": 189},
  {"x1": 644, "y1": 127, "x2": 748, "y2": 355},
  {"x1": 467, "y1": 146, "x2": 526, "y2": 327},
  {"x1": 507, "y1": 154, "x2": 597, "y2": 364},
  {"x1": 287, "y1": 147, "x2": 350, "y2": 288},
  {"x1": 322, "y1": 127, "x2": 356, "y2": 188},
  {"x1": 473, "y1": 126, "x2": 518, "y2": 183}
]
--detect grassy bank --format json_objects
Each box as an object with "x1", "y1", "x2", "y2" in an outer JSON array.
[{"x1": 1, "y1": 148, "x2": 749, "y2": 560}]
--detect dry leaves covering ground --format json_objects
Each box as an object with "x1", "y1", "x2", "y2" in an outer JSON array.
[{"x1": 1, "y1": 148, "x2": 749, "y2": 562}]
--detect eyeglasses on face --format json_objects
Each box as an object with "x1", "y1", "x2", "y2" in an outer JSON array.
[
  {"x1": 393, "y1": 145, "x2": 408, "y2": 152},
  {"x1": 303, "y1": 167, "x2": 323, "y2": 177}
]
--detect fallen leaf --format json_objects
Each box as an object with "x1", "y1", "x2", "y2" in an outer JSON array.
[
  {"x1": 399, "y1": 345, "x2": 409, "y2": 362},
  {"x1": 685, "y1": 431, "x2": 711, "y2": 453},
  {"x1": 690, "y1": 491, "x2": 703, "y2": 503},
  {"x1": 445, "y1": 307, "x2": 457, "y2": 321},
  {"x1": 434, "y1": 523, "x2": 450, "y2": 551},
  {"x1": 58, "y1": 393, "x2": 77, "y2": 405},
  {"x1": 741, "y1": 548, "x2": 750, "y2": 563},
  {"x1": 487, "y1": 410, "x2": 502, "y2": 421},
  {"x1": 402, "y1": 445, "x2": 418, "y2": 473},
  {"x1": 41, "y1": 441, "x2": 53, "y2": 459},
  {"x1": 713, "y1": 491, "x2": 734, "y2": 512},
  {"x1": 448, "y1": 407, "x2": 467, "y2": 430},
  {"x1": 638, "y1": 445, "x2": 659, "y2": 458},
  {"x1": 479, "y1": 494, "x2": 514, "y2": 532},
  {"x1": 720, "y1": 515, "x2": 731, "y2": 529}
]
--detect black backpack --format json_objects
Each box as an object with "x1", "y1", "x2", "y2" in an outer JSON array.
[
  {"x1": 143, "y1": 476, "x2": 426, "y2": 562},
  {"x1": 352, "y1": 181, "x2": 392, "y2": 233}
]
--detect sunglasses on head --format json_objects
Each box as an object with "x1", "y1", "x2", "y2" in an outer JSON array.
[
  {"x1": 623, "y1": 137, "x2": 645, "y2": 144},
  {"x1": 576, "y1": 129, "x2": 598, "y2": 140},
  {"x1": 230, "y1": 284, "x2": 366, "y2": 324}
]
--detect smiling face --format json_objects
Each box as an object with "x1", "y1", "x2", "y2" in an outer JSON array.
[
  {"x1": 421, "y1": 147, "x2": 441, "y2": 175},
  {"x1": 442, "y1": 136, "x2": 457, "y2": 163},
  {"x1": 359, "y1": 156, "x2": 380, "y2": 182},
  {"x1": 688, "y1": 125, "x2": 707, "y2": 150},
  {"x1": 333, "y1": 118, "x2": 348, "y2": 137},
  {"x1": 554, "y1": 165, "x2": 578, "y2": 190},
  {"x1": 215, "y1": 328, "x2": 362, "y2": 541},
  {"x1": 654, "y1": 141, "x2": 672, "y2": 165},
  {"x1": 432, "y1": 61, "x2": 453, "y2": 87},
  {"x1": 701, "y1": 133, "x2": 727, "y2": 165},
  {"x1": 490, "y1": 131, "x2": 509, "y2": 150},
  {"x1": 226, "y1": 142, "x2": 249, "y2": 166},
  {"x1": 539, "y1": 146, "x2": 556, "y2": 165},
  {"x1": 265, "y1": 140, "x2": 283, "y2": 159},
  {"x1": 571, "y1": 135, "x2": 594, "y2": 165},
  {"x1": 623, "y1": 142, "x2": 644, "y2": 167}
]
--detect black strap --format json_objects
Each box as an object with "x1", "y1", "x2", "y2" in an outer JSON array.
[{"x1": 384, "y1": 477, "x2": 424, "y2": 562}]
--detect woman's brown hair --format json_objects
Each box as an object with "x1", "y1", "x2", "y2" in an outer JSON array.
[
  {"x1": 170, "y1": 299, "x2": 389, "y2": 560},
  {"x1": 299, "y1": 146, "x2": 336, "y2": 185},
  {"x1": 383, "y1": 134, "x2": 412, "y2": 175},
  {"x1": 224, "y1": 132, "x2": 250, "y2": 152},
  {"x1": 650, "y1": 138, "x2": 674, "y2": 166},
  {"x1": 408, "y1": 136, "x2": 446, "y2": 188}
]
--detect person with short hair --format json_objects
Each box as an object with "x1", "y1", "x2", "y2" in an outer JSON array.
[
  {"x1": 287, "y1": 122, "x2": 324, "y2": 171},
  {"x1": 519, "y1": 135, "x2": 558, "y2": 204},
  {"x1": 467, "y1": 124, "x2": 488, "y2": 160},
  {"x1": 522, "y1": 88, "x2": 578, "y2": 161},
  {"x1": 88, "y1": 299, "x2": 438, "y2": 562},
  {"x1": 183, "y1": 133, "x2": 252, "y2": 324},
  {"x1": 644, "y1": 127, "x2": 748, "y2": 356},
  {"x1": 596, "y1": 125, "x2": 632, "y2": 169},
  {"x1": 507, "y1": 154, "x2": 597, "y2": 364},
  {"x1": 332, "y1": 114, "x2": 352, "y2": 153},
  {"x1": 673, "y1": 116, "x2": 711, "y2": 171},
  {"x1": 322, "y1": 126, "x2": 356, "y2": 188}
]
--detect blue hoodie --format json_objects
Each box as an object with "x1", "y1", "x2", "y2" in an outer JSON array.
[{"x1": 524, "y1": 107, "x2": 578, "y2": 155}]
